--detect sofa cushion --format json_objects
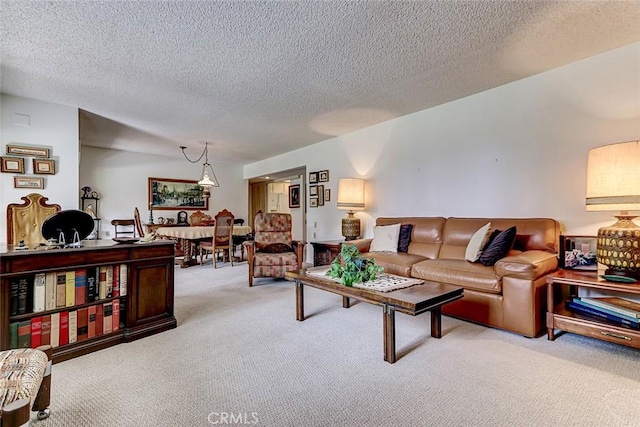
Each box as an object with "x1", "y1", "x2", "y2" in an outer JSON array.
[
  {"x1": 370, "y1": 223, "x2": 401, "y2": 252},
  {"x1": 397, "y1": 224, "x2": 413, "y2": 253},
  {"x1": 465, "y1": 222, "x2": 492, "y2": 262},
  {"x1": 478, "y1": 226, "x2": 517, "y2": 266},
  {"x1": 362, "y1": 252, "x2": 428, "y2": 277},
  {"x1": 411, "y1": 259, "x2": 502, "y2": 294}
]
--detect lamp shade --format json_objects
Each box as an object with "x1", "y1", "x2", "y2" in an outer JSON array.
[
  {"x1": 337, "y1": 178, "x2": 365, "y2": 210},
  {"x1": 586, "y1": 141, "x2": 640, "y2": 212}
]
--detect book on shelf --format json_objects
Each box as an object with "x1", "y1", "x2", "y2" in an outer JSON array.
[
  {"x1": 41, "y1": 314, "x2": 51, "y2": 346},
  {"x1": 9, "y1": 322, "x2": 18, "y2": 349},
  {"x1": 112, "y1": 265, "x2": 120, "y2": 298},
  {"x1": 75, "y1": 268, "x2": 87, "y2": 305},
  {"x1": 77, "y1": 307, "x2": 88, "y2": 341},
  {"x1": 96, "y1": 303, "x2": 104, "y2": 336},
  {"x1": 120, "y1": 264, "x2": 128, "y2": 296},
  {"x1": 10, "y1": 278, "x2": 19, "y2": 316},
  {"x1": 112, "y1": 299, "x2": 120, "y2": 332},
  {"x1": 50, "y1": 312, "x2": 60, "y2": 348},
  {"x1": 33, "y1": 272, "x2": 46, "y2": 313},
  {"x1": 30, "y1": 316, "x2": 42, "y2": 347},
  {"x1": 17, "y1": 320, "x2": 31, "y2": 348},
  {"x1": 87, "y1": 267, "x2": 98, "y2": 302},
  {"x1": 88, "y1": 305, "x2": 97, "y2": 338},
  {"x1": 17, "y1": 276, "x2": 31, "y2": 315},
  {"x1": 99, "y1": 266, "x2": 107, "y2": 299},
  {"x1": 69, "y1": 310, "x2": 78, "y2": 343},
  {"x1": 106, "y1": 265, "x2": 113, "y2": 298},
  {"x1": 103, "y1": 302, "x2": 113, "y2": 334},
  {"x1": 56, "y1": 272, "x2": 67, "y2": 308},
  {"x1": 566, "y1": 300, "x2": 640, "y2": 329},
  {"x1": 578, "y1": 297, "x2": 640, "y2": 319},
  {"x1": 572, "y1": 298, "x2": 639, "y2": 324},
  {"x1": 59, "y1": 311, "x2": 69, "y2": 346},
  {"x1": 45, "y1": 272, "x2": 57, "y2": 310},
  {"x1": 65, "y1": 271, "x2": 75, "y2": 307}
]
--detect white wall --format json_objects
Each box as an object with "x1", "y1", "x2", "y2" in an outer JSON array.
[
  {"x1": 80, "y1": 146, "x2": 246, "y2": 238},
  {"x1": 1, "y1": 94, "x2": 80, "y2": 243},
  {"x1": 244, "y1": 43, "x2": 640, "y2": 262}
]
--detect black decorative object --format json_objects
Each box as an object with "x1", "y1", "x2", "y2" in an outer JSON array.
[{"x1": 41, "y1": 210, "x2": 95, "y2": 247}]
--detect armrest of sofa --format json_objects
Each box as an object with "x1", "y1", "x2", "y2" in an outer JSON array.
[{"x1": 494, "y1": 250, "x2": 558, "y2": 280}]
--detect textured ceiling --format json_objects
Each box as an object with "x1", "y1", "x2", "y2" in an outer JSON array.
[{"x1": 2, "y1": 1, "x2": 639, "y2": 164}]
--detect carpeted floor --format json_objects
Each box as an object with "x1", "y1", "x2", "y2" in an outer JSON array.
[{"x1": 36, "y1": 261, "x2": 639, "y2": 426}]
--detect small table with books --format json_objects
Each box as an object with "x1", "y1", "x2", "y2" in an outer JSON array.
[{"x1": 546, "y1": 270, "x2": 640, "y2": 349}]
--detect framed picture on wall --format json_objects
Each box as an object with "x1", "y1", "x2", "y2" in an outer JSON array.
[
  {"x1": 309, "y1": 198, "x2": 318, "y2": 208},
  {"x1": 317, "y1": 185, "x2": 324, "y2": 206},
  {"x1": 309, "y1": 172, "x2": 318, "y2": 183},
  {"x1": 1, "y1": 157, "x2": 25, "y2": 173},
  {"x1": 558, "y1": 235, "x2": 598, "y2": 270},
  {"x1": 148, "y1": 177, "x2": 209, "y2": 210},
  {"x1": 6, "y1": 145, "x2": 50, "y2": 158},
  {"x1": 324, "y1": 189, "x2": 330, "y2": 202},
  {"x1": 319, "y1": 170, "x2": 329, "y2": 182},
  {"x1": 289, "y1": 184, "x2": 300, "y2": 208},
  {"x1": 309, "y1": 185, "x2": 318, "y2": 197},
  {"x1": 14, "y1": 176, "x2": 44, "y2": 189},
  {"x1": 33, "y1": 158, "x2": 55, "y2": 175}
]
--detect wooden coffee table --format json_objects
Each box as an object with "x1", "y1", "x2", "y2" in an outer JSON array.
[{"x1": 285, "y1": 269, "x2": 463, "y2": 363}]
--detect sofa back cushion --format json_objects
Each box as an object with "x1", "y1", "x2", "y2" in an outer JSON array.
[
  {"x1": 376, "y1": 217, "x2": 446, "y2": 259},
  {"x1": 440, "y1": 217, "x2": 560, "y2": 260}
]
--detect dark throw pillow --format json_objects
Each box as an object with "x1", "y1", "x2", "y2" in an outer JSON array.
[
  {"x1": 397, "y1": 224, "x2": 413, "y2": 253},
  {"x1": 477, "y1": 226, "x2": 517, "y2": 266},
  {"x1": 260, "y1": 243, "x2": 293, "y2": 253}
]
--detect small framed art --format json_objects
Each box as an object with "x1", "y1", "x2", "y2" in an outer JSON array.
[
  {"x1": 309, "y1": 185, "x2": 318, "y2": 197},
  {"x1": 33, "y1": 158, "x2": 55, "y2": 175},
  {"x1": 1, "y1": 157, "x2": 25, "y2": 173},
  {"x1": 324, "y1": 189, "x2": 330, "y2": 202},
  {"x1": 317, "y1": 185, "x2": 324, "y2": 206},
  {"x1": 309, "y1": 198, "x2": 318, "y2": 207},
  {"x1": 289, "y1": 184, "x2": 300, "y2": 208},
  {"x1": 6, "y1": 145, "x2": 50, "y2": 158},
  {"x1": 14, "y1": 176, "x2": 44, "y2": 189},
  {"x1": 319, "y1": 170, "x2": 329, "y2": 182},
  {"x1": 309, "y1": 172, "x2": 318, "y2": 184},
  {"x1": 558, "y1": 235, "x2": 598, "y2": 270}
]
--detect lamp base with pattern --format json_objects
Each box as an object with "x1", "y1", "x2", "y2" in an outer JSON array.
[
  {"x1": 596, "y1": 215, "x2": 640, "y2": 279},
  {"x1": 342, "y1": 212, "x2": 361, "y2": 241}
]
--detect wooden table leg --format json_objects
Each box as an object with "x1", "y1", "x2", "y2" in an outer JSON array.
[
  {"x1": 342, "y1": 296, "x2": 350, "y2": 308},
  {"x1": 383, "y1": 304, "x2": 396, "y2": 363},
  {"x1": 430, "y1": 307, "x2": 442, "y2": 338},
  {"x1": 296, "y1": 281, "x2": 305, "y2": 321}
]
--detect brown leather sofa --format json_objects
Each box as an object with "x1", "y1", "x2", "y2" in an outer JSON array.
[{"x1": 353, "y1": 217, "x2": 561, "y2": 338}]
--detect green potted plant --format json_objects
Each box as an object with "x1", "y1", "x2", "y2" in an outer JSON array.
[{"x1": 326, "y1": 244, "x2": 383, "y2": 286}]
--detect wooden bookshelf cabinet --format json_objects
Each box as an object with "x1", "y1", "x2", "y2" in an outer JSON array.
[
  {"x1": 546, "y1": 270, "x2": 640, "y2": 349},
  {"x1": 311, "y1": 240, "x2": 344, "y2": 266},
  {"x1": 1, "y1": 240, "x2": 177, "y2": 362}
]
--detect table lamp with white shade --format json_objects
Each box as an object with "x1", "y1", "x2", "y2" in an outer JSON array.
[
  {"x1": 337, "y1": 178, "x2": 365, "y2": 240},
  {"x1": 586, "y1": 140, "x2": 640, "y2": 279}
]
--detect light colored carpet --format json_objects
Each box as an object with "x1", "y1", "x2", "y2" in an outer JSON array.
[{"x1": 36, "y1": 261, "x2": 639, "y2": 426}]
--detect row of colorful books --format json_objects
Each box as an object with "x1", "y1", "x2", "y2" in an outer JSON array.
[
  {"x1": 8, "y1": 300, "x2": 122, "y2": 349},
  {"x1": 566, "y1": 296, "x2": 640, "y2": 329},
  {"x1": 9, "y1": 264, "x2": 127, "y2": 316}
]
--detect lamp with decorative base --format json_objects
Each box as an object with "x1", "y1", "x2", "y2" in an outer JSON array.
[
  {"x1": 586, "y1": 141, "x2": 640, "y2": 279},
  {"x1": 337, "y1": 178, "x2": 365, "y2": 241}
]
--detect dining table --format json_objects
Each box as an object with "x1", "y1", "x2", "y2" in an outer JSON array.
[{"x1": 155, "y1": 225, "x2": 252, "y2": 267}]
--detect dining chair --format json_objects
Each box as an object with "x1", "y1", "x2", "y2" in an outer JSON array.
[
  {"x1": 133, "y1": 207, "x2": 145, "y2": 237},
  {"x1": 199, "y1": 209, "x2": 234, "y2": 268}
]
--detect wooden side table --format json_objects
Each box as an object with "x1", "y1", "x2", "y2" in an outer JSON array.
[
  {"x1": 547, "y1": 269, "x2": 640, "y2": 349},
  {"x1": 311, "y1": 240, "x2": 345, "y2": 266}
]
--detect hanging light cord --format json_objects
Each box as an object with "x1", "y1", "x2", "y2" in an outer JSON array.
[{"x1": 180, "y1": 142, "x2": 208, "y2": 164}]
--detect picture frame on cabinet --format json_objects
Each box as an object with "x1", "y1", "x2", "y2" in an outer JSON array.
[
  {"x1": 6, "y1": 144, "x2": 50, "y2": 158},
  {"x1": 558, "y1": 235, "x2": 598, "y2": 271},
  {"x1": 1, "y1": 156, "x2": 25, "y2": 173},
  {"x1": 14, "y1": 176, "x2": 44, "y2": 189},
  {"x1": 317, "y1": 185, "x2": 325, "y2": 206},
  {"x1": 33, "y1": 158, "x2": 55, "y2": 175}
]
